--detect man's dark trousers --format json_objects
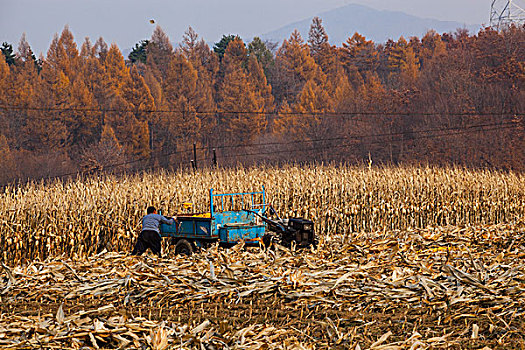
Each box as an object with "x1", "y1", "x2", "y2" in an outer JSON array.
[{"x1": 132, "y1": 230, "x2": 162, "y2": 257}]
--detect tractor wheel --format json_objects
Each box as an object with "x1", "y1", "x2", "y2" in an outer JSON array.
[
  {"x1": 262, "y1": 234, "x2": 274, "y2": 249},
  {"x1": 175, "y1": 239, "x2": 194, "y2": 256},
  {"x1": 312, "y1": 236, "x2": 319, "y2": 249}
]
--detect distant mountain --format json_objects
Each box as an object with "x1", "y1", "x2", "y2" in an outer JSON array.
[{"x1": 261, "y1": 3, "x2": 481, "y2": 45}]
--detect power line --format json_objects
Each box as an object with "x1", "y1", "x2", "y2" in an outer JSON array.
[
  {"x1": 2, "y1": 119, "x2": 518, "y2": 188},
  {"x1": 196, "y1": 123, "x2": 521, "y2": 163},
  {"x1": 3, "y1": 108, "x2": 519, "y2": 154},
  {"x1": 0, "y1": 104, "x2": 523, "y2": 117},
  {"x1": 204, "y1": 121, "x2": 520, "y2": 152}
]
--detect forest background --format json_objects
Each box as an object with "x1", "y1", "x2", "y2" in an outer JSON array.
[{"x1": 0, "y1": 19, "x2": 524, "y2": 184}]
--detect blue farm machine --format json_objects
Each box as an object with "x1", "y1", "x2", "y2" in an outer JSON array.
[{"x1": 159, "y1": 187, "x2": 316, "y2": 255}]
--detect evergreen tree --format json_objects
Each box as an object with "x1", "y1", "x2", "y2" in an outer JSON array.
[
  {"x1": 213, "y1": 34, "x2": 241, "y2": 61},
  {"x1": 129, "y1": 40, "x2": 149, "y2": 64},
  {"x1": 1, "y1": 42, "x2": 17, "y2": 66},
  {"x1": 247, "y1": 55, "x2": 274, "y2": 112},
  {"x1": 248, "y1": 37, "x2": 274, "y2": 77}
]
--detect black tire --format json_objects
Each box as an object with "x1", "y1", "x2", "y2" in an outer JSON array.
[
  {"x1": 312, "y1": 236, "x2": 319, "y2": 249},
  {"x1": 175, "y1": 239, "x2": 194, "y2": 256},
  {"x1": 262, "y1": 234, "x2": 274, "y2": 249}
]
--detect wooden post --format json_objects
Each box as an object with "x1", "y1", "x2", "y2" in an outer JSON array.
[{"x1": 193, "y1": 143, "x2": 197, "y2": 170}]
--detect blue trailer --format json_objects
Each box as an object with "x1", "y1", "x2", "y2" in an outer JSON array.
[{"x1": 159, "y1": 187, "x2": 315, "y2": 255}]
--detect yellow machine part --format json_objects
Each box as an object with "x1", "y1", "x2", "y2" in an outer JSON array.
[{"x1": 193, "y1": 213, "x2": 211, "y2": 218}]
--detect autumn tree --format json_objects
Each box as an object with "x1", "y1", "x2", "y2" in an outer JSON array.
[
  {"x1": 248, "y1": 37, "x2": 274, "y2": 78},
  {"x1": 104, "y1": 95, "x2": 149, "y2": 159},
  {"x1": 213, "y1": 34, "x2": 241, "y2": 61},
  {"x1": 272, "y1": 30, "x2": 320, "y2": 106},
  {"x1": 2, "y1": 23, "x2": 525, "y2": 175},
  {"x1": 32, "y1": 64, "x2": 70, "y2": 150},
  {"x1": 104, "y1": 43, "x2": 131, "y2": 96},
  {"x1": 0, "y1": 59, "x2": 12, "y2": 148},
  {"x1": 217, "y1": 38, "x2": 268, "y2": 144},
  {"x1": 247, "y1": 55, "x2": 274, "y2": 112},
  {"x1": 79, "y1": 37, "x2": 109, "y2": 107},
  {"x1": 80, "y1": 123, "x2": 125, "y2": 172},
  {"x1": 102, "y1": 44, "x2": 151, "y2": 159},
  {"x1": 0, "y1": 134, "x2": 16, "y2": 183},
  {"x1": 420, "y1": 30, "x2": 447, "y2": 68},
  {"x1": 146, "y1": 26, "x2": 174, "y2": 87},
  {"x1": 307, "y1": 17, "x2": 338, "y2": 80},
  {"x1": 179, "y1": 28, "x2": 218, "y2": 111},
  {"x1": 0, "y1": 57, "x2": 9, "y2": 104},
  {"x1": 2, "y1": 34, "x2": 40, "y2": 150},
  {"x1": 43, "y1": 26, "x2": 80, "y2": 80},
  {"x1": 93, "y1": 37, "x2": 109, "y2": 62},
  {"x1": 384, "y1": 37, "x2": 420, "y2": 87},
  {"x1": 122, "y1": 66, "x2": 155, "y2": 120},
  {"x1": 17, "y1": 34, "x2": 41, "y2": 72},
  {"x1": 155, "y1": 53, "x2": 201, "y2": 160},
  {"x1": 179, "y1": 27, "x2": 218, "y2": 147},
  {"x1": 341, "y1": 33, "x2": 379, "y2": 78}
]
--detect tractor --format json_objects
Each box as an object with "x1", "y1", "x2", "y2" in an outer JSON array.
[{"x1": 159, "y1": 187, "x2": 316, "y2": 255}]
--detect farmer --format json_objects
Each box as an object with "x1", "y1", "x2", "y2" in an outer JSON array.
[{"x1": 131, "y1": 206, "x2": 175, "y2": 258}]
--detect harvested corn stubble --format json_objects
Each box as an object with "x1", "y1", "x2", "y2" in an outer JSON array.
[{"x1": 1, "y1": 223, "x2": 525, "y2": 349}]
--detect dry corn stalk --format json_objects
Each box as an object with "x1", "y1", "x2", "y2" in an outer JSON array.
[
  {"x1": 1, "y1": 223, "x2": 524, "y2": 348},
  {"x1": 0, "y1": 165, "x2": 524, "y2": 265}
]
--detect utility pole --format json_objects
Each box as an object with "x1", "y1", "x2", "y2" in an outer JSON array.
[
  {"x1": 491, "y1": 0, "x2": 525, "y2": 29},
  {"x1": 193, "y1": 143, "x2": 197, "y2": 170}
]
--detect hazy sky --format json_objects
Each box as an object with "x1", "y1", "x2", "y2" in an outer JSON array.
[{"x1": 1, "y1": 0, "x2": 492, "y2": 56}]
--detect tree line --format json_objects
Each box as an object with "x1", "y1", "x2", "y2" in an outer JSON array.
[{"x1": 0, "y1": 19, "x2": 524, "y2": 183}]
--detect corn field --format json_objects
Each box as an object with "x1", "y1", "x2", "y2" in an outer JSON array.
[{"x1": 1, "y1": 165, "x2": 524, "y2": 265}]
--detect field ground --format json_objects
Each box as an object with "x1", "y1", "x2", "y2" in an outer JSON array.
[{"x1": 1, "y1": 222, "x2": 525, "y2": 349}]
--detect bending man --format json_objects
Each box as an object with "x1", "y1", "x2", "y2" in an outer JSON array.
[{"x1": 132, "y1": 206, "x2": 175, "y2": 258}]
